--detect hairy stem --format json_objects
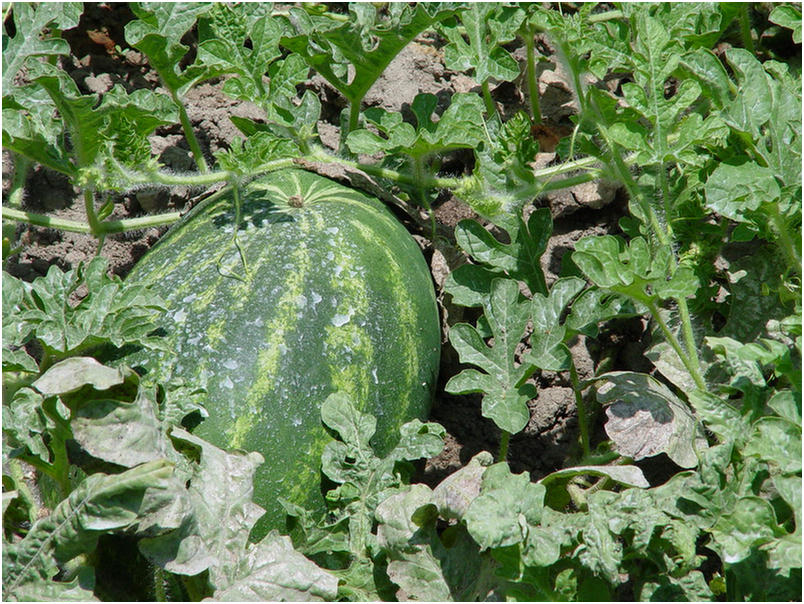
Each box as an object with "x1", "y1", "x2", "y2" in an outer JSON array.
[
  {"x1": 522, "y1": 25, "x2": 542, "y2": 124},
  {"x1": 2, "y1": 207, "x2": 183, "y2": 234},
  {"x1": 646, "y1": 300, "x2": 707, "y2": 390},
  {"x1": 347, "y1": 99, "x2": 362, "y2": 139},
  {"x1": 738, "y1": 4, "x2": 756, "y2": 53},
  {"x1": 481, "y1": 80, "x2": 497, "y2": 117},
  {"x1": 169, "y1": 88, "x2": 208, "y2": 173},
  {"x1": 153, "y1": 567, "x2": 167, "y2": 602},
  {"x1": 498, "y1": 430, "x2": 511, "y2": 462},
  {"x1": 6, "y1": 154, "x2": 31, "y2": 208},
  {"x1": 569, "y1": 357, "x2": 591, "y2": 458},
  {"x1": 587, "y1": 9, "x2": 624, "y2": 23}
]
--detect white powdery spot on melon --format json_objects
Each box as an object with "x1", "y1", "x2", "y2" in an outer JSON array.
[
  {"x1": 222, "y1": 376, "x2": 234, "y2": 389},
  {"x1": 223, "y1": 359, "x2": 238, "y2": 370},
  {"x1": 173, "y1": 308, "x2": 187, "y2": 323},
  {"x1": 331, "y1": 310, "x2": 353, "y2": 327}
]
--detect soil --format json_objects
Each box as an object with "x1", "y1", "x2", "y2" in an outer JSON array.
[{"x1": 3, "y1": 4, "x2": 660, "y2": 488}]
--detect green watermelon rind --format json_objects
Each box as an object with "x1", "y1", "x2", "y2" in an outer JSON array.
[{"x1": 124, "y1": 169, "x2": 441, "y2": 537}]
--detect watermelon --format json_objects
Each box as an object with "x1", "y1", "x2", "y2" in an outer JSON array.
[{"x1": 124, "y1": 169, "x2": 440, "y2": 538}]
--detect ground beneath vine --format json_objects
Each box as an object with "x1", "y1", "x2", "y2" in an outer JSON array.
[{"x1": 3, "y1": 3, "x2": 674, "y2": 489}]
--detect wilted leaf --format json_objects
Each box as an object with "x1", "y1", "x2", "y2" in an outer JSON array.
[
  {"x1": 140, "y1": 428, "x2": 265, "y2": 579},
  {"x1": 710, "y1": 496, "x2": 780, "y2": 564},
  {"x1": 432, "y1": 451, "x2": 493, "y2": 520},
  {"x1": 743, "y1": 417, "x2": 802, "y2": 474},
  {"x1": 540, "y1": 464, "x2": 650, "y2": 489},
  {"x1": 596, "y1": 372, "x2": 706, "y2": 468},
  {"x1": 210, "y1": 532, "x2": 338, "y2": 602},
  {"x1": 32, "y1": 357, "x2": 127, "y2": 396},
  {"x1": 3, "y1": 460, "x2": 180, "y2": 600},
  {"x1": 463, "y1": 462, "x2": 545, "y2": 550}
]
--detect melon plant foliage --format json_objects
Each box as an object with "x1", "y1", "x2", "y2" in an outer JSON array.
[{"x1": 2, "y1": 2, "x2": 801, "y2": 602}]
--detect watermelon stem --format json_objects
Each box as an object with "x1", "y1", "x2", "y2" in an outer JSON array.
[
  {"x1": 498, "y1": 430, "x2": 511, "y2": 461},
  {"x1": 215, "y1": 181, "x2": 251, "y2": 283},
  {"x1": 569, "y1": 356, "x2": 591, "y2": 459}
]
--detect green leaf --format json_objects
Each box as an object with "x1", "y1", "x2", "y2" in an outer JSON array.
[
  {"x1": 346, "y1": 92, "x2": 486, "y2": 158},
  {"x1": 573, "y1": 235, "x2": 697, "y2": 302},
  {"x1": 2, "y1": 2, "x2": 82, "y2": 91},
  {"x1": 321, "y1": 391, "x2": 376, "y2": 455},
  {"x1": 2, "y1": 86, "x2": 76, "y2": 176},
  {"x1": 3, "y1": 460, "x2": 180, "y2": 600},
  {"x1": 443, "y1": 264, "x2": 499, "y2": 308},
  {"x1": 710, "y1": 496, "x2": 781, "y2": 564},
  {"x1": 525, "y1": 277, "x2": 585, "y2": 371},
  {"x1": 687, "y1": 389, "x2": 745, "y2": 443},
  {"x1": 3, "y1": 388, "x2": 50, "y2": 462},
  {"x1": 743, "y1": 417, "x2": 802, "y2": 475},
  {"x1": 452, "y1": 210, "x2": 551, "y2": 297},
  {"x1": 565, "y1": 288, "x2": 639, "y2": 338},
  {"x1": 705, "y1": 161, "x2": 782, "y2": 224},
  {"x1": 319, "y1": 392, "x2": 444, "y2": 504},
  {"x1": 720, "y1": 246, "x2": 791, "y2": 342},
  {"x1": 125, "y1": 2, "x2": 218, "y2": 97},
  {"x1": 375, "y1": 485, "x2": 450, "y2": 600},
  {"x1": 375, "y1": 484, "x2": 496, "y2": 601},
  {"x1": 4, "y1": 258, "x2": 167, "y2": 361},
  {"x1": 441, "y1": 4, "x2": 525, "y2": 84},
  {"x1": 767, "y1": 389, "x2": 801, "y2": 425},
  {"x1": 197, "y1": 4, "x2": 281, "y2": 104},
  {"x1": 446, "y1": 279, "x2": 535, "y2": 434},
  {"x1": 26, "y1": 62, "x2": 106, "y2": 168},
  {"x1": 724, "y1": 48, "x2": 774, "y2": 139},
  {"x1": 770, "y1": 4, "x2": 802, "y2": 43},
  {"x1": 281, "y1": 4, "x2": 455, "y2": 106},
  {"x1": 211, "y1": 532, "x2": 338, "y2": 602},
  {"x1": 679, "y1": 47, "x2": 732, "y2": 108},
  {"x1": 595, "y1": 371, "x2": 707, "y2": 468},
  {"x1": 463, "y1": 462, "x2": 546, "y2": 550}
]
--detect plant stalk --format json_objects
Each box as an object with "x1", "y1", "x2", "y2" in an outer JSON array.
[
  {"x1": 2, "y1": 207, "x2": 183, "y2": 234},
  {"x1": 169, "y1": 88, "x2": 209, "y2": 173},
  {"x1": 738, "y1": 4, "x2": 755, "y2": 53},
  {"x1": 481, "y1": 80, "x2": 497, "y2": 117},
  {"x1": 569, "y1": 357, "x2": 591, "y2": 458},
  {"x1": 522, "y1": 25, "x2": 542, "y2": 124},
  {"x1": 498, "y1": 430, "x2": 511, "y2": 462},
  {"x1": 6, "y1": 154, "x2": 31, "y2": 208},
  {"x1": 153, "y1": 567, "x2": 167, "y2": 602},
  {"x1": 646, "y1": 299, "x2": 707, "y2": 390}
]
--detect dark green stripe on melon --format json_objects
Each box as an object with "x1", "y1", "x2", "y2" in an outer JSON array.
[{"x1": 124, "y1": 169, "x2": 440, "y2": 539}]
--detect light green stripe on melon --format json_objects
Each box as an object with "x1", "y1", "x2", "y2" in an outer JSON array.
[
  {"x1": 228, "y1": 212, "x2": 312, "y2": 449},
  {"x1": 324, "y1": 222, "x2": 373, "y2": 406},
  {"x1": 350, "y1": 216, "x2": 420, "y2": 413}
]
